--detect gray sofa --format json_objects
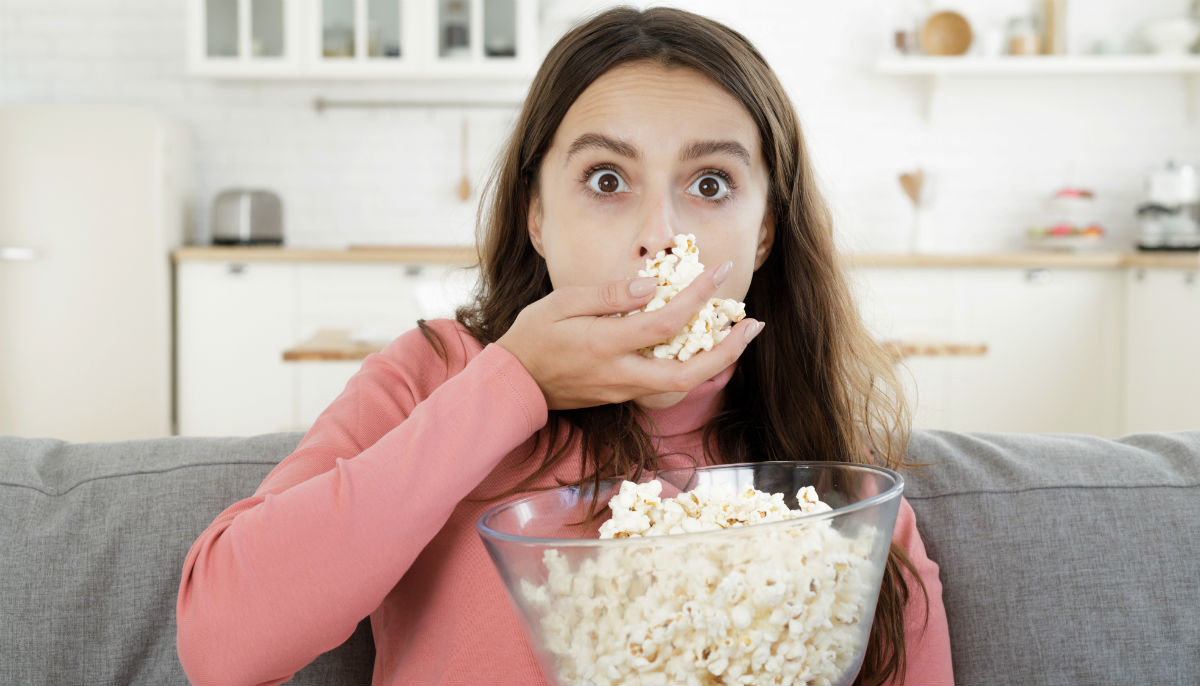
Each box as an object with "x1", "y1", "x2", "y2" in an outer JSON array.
[{"x1": 2, "y1": 429, "x2": 1197, "y2": 685}]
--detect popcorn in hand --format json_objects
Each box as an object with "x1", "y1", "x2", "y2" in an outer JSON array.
[
  {"x1": 628, "y1": 233, "x2": 746, "y2": 361},
  {"x1": 521, "y1": 478, "x2": 879, "y2": 686}
]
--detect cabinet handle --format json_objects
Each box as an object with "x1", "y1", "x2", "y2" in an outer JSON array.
[
  {"x1": 1024, "y1": 268, "x2": 1053, "y2": 284},
  {"x1": 1186, "y1": 272, "x2": 1197, "y2": 287},
  {"x1": 0, "y1": 246, "x2": 38, "y2": 261},
  {"x1": 227, "y1": 263, "x2": 247, "y2": 276},
  {"x1": 403, "y1": 264, "x2": 423, "y2": 277}
]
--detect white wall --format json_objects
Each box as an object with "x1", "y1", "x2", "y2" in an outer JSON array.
[{"x1": 2, "y1": 0, "x2": 1199, "y2": 251}]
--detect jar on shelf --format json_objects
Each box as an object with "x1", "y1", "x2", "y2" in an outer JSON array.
[{"x1": 1006, "y1": 16, "x2": 1041, "y2": 55}]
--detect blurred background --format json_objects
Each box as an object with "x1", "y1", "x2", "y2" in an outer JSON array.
[{"x1": 2, "y1": 0, "x2": 1199, "y2": 442}]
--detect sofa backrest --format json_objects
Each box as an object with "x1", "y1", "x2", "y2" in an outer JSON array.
[
  {"x1": 3, "y1": 429, "x2": 1198, "y2": 686},
  {"x1": 904, "y1": 430, "x2": 1200, "y2": 686},
  {"x1": 0, "y1": 431, "x2": 370, "y2": 686}
]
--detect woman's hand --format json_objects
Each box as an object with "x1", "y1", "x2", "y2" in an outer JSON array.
[{"x1": 496, "y1": 262, "x2": 765, "y2": 410}]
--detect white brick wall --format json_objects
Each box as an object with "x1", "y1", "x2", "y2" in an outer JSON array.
[{"x1": 2, "y1": 0, "x2": 1198, "y2": 251}]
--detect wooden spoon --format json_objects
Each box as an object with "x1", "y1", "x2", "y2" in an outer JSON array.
[
  {"x1": 457, "y1": 118, "x2": 471, "y2": 202},
  {"x1": 899, "y1": 169, "x2": 925, "y2": 206}
]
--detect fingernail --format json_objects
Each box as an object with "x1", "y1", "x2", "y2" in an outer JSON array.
[
  {"x1": 745, "y1": 320, "x2": 765, "y2": 342},
  {"x1": 713, "y1": 261, "x2": 733, "y2": 286},
  {"x1": 629, "y1": 277, "x2": 657, "y2": 297}
]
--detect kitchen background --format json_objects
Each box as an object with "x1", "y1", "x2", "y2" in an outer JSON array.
[{"x1": 2, "y1": 0, "x2": 1199, "y2": 441}]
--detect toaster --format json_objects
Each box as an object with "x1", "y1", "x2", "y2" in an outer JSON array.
[{"x1": 211, "y1": 189, "x2": 283, "y2": 245}]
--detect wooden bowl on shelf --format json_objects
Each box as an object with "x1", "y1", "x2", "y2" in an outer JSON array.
[{"x1": 920, "y1": 11, "x2": 973, "y2": 55}]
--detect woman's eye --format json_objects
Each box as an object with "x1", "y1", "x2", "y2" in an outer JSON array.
[
  {"x1": 586, "y1": 169, "x2": 629, "y2": 195},
  {"x1": 688, "y1": 174, "x2": 730, "y2": 200}
]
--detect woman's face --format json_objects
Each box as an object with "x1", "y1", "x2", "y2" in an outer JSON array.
[{"x1": 528, "y1": 61, "x2": 774, "y2": 303}]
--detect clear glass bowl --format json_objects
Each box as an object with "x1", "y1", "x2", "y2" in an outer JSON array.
[{"x1": 477, "y1": 461, "x2": 904, "y2": 686}]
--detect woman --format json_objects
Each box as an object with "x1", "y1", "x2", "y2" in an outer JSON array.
[{"x1": 177, "y1": 6, "x2": 953, "y2": 685}]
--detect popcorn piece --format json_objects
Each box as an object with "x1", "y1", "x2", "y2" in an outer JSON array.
[
  {"x1": 526, "y1": 479, "x2": 880, "y2": 685},
  {"x1": 627, "y1": 233, "x2": 746, "y2": 361}
]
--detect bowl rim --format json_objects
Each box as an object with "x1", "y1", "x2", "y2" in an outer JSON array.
[{"x1": 475, "y1": 460, "x2": 905, "y2": 547}]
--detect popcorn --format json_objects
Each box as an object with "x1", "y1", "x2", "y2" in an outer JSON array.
[
  {"x1": 628, "y1": 233, "x2": 746, "y2": 361},
  {"x1": 520, "y1": 479, "x2": 880, "y2": 686}
]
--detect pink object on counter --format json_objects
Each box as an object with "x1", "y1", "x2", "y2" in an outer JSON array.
[{"x1": 176, "y1": 318, "x2": 953, "y2": 686}]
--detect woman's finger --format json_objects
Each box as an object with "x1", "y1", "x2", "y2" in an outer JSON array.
[
  {"x1": 620, "y1": 318, "x2": 764, "y2": 392},
  {"x1": 605, "y1": 262, "x2": 732, "y2": 350},
  {"x1": 548, "y1": 276, "x2": 659, "y2": 319}
]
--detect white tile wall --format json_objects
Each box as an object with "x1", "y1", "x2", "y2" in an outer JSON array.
[{"x1": 2, "y1": 0, "x2": 1199, "y2": 251}]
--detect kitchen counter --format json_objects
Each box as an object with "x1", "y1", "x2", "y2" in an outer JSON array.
[
  {"x1": 282, "y1": 328, "x2": 988, "y2": 362},
  {"x1": 172, "y1": 246, "x2": 1200, "y2": 269},
  {"x1": 172, "y1": 245, "x2": 478, "y2": 263}
]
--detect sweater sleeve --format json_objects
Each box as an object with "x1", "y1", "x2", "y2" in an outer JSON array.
[
  {"x1": 176, "y1": 322, "x2": 548, "y2": 686},
  {"x1": 885, "y1": 497, "x2": 955, "y2": 686}
]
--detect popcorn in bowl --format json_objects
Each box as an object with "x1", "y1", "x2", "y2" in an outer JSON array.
[
  {"x1": 627, "y1": 233, "x2": 746, "y2": 361},
  {"x1": 480, "y1": 465, "x2": 902, "y2": 686}
]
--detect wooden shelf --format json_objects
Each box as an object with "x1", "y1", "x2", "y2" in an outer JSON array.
[
  {"x1": 876, "y1": 55, "x2": 1200, "y2": 123},
  {"x1": 877, "y1": 55, "x2": 1200, "y2": 75}
]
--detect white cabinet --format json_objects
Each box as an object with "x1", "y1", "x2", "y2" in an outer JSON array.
[
  {"x1": 187, "y1": 0, "x2": 305, "y2": 76},
  {"x1": 850, "y1": 268, "x2": 956, "y2": 430},
  {"x1": 291, "y1": 262, "x2": 474, "y2": 427},
  {"x1": 176, "y1": 261, "x2": 298, "y2": 435},
  {"x1": 947, "y1": 268, "x2": 1122, "y2": 436},
  {"x1": 188, "y1": 0, "x2": 540, "y2": 79},
  {"x1": 176, "y1": 258, "x2": 477, "y2": 436},
  {"x1": 852, "y1": 267, "x2": 1124, "y2": 436},
  {"x1": 1123, "y1": 268, "x2": 1200, "y2": 433}
]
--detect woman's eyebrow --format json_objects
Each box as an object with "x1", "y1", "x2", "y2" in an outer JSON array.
[
  {"x1": 564, "y1": 132, "x2": 751, "y2": 169},
  {"x1": 680, "y1": 140, "x2": 751, "y2": 168},
  {"x1": 565, "y1": 133, "x2": 639, "y2": 163}
]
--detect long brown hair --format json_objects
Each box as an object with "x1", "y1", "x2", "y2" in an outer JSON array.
[{"x1": 424, "y1": 6, "x2": 922, "y2": 684}]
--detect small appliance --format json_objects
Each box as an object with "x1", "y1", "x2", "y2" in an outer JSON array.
[
  {"x1": 211, "y1": 188, "x2": 283, "y2": 245},
  {"x1": 1136, "y1": 161, "x2": 1200, "y2": 251}
]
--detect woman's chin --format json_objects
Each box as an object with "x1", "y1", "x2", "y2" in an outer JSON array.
[{"x1": 633, "y1": 390, "x2": 688, "y2": 410}]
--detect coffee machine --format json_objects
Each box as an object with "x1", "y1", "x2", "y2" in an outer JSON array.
[{"x1": 1136, "y1": 160, "x2": 1200, "y2": 251}]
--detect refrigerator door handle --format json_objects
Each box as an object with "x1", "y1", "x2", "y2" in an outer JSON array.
[{"x1": 0, "y1": 246, "x2": 39, "y2": 261}]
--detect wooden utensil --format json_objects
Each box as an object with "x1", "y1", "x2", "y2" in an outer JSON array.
[
  {"x1": 457, "y1": 118, "x2": 471, "y2": 202},
  {"x1": 899, "y1": 169, "x2": 928, "y2": 254},
  {"x1": 899, "y1": 169, "x2": 925, "y2": 206},
  {"x1": 920, "y1": 11, "x2": 973, "y2": 55}
]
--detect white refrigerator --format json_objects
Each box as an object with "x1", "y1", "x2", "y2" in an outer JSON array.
[{"x1": 0, "y1": 105, "x2": 192, "y2": 441}]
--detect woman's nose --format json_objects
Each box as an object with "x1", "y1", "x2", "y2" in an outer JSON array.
[{"x1": 634, "y1": 188, "x2": 678, "y2": 259}]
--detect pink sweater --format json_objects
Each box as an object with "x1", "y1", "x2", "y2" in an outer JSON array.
[{"x1": 177, "y1": 318, "x2": 953, "y2": 685}]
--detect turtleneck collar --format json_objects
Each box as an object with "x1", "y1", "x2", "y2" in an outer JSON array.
[{"x1": 640, "y1": 363, "x2": 736, "y2": 438}]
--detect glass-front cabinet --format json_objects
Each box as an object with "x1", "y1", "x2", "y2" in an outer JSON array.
[
  {"x1": 188, "y1": 0, "x2": 538, "y2": 79},
  {"x1": 189, "y1": 0, "x2": 302, "y2": 75},
  {"x1": 310, "y1": 0, "x2": 419, "y2": 73}
]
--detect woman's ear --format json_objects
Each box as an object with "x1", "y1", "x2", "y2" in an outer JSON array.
[
  {"x1": 753, "y1": 211, "x2": 775, "y2": 270},
  {"x1": 527, "y1": 193, "x2": 545, "y2": 258}
]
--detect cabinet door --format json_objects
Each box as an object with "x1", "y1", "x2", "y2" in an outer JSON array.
[
  {"x1": 188, "y1": 0, "x2": 303, "y2": 76},
  {"x1": 176, "y1": 261, "x2": 298, "y2": 435},
  {"x1": 1124, "y1": 269, "x2": 1200, "y2": 433},
  {"x1": 308, "y1": 0, "x2": 422, "y2": 75},
  {"x1": 849, "y1": 268, "x2": 957, "y2": 430},
  {"x1": 293, "y1": 262, "x2": 477, "y2": 428},
  {"x1": 422, "y1": 0, "x2": 540, "y2": 77},
  {"x1": 948, "y1": 268, "x2": 1123, "y2": 436}
]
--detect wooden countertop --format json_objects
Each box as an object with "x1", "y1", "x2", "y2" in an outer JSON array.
[
  {"x1": 283, "y1": 329, "x2": 988, "y2": 363},
  {"x1": 174, "y1": 246, "x2": 1200, "y2": 270},
  {"x1": 173, "y1": 245, "x2": 478, "y2": 264},
  {"x1": 282, "y1": 329, "x2": 388, "y2": 361}
]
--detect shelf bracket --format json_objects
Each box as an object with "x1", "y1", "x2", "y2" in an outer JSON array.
[
  {"x1": 921, "y1": 73, "x2": 942, "y2": 125},
  {"x1": 1188, "y1": 74, "x2": 1199, "y2": 125}
]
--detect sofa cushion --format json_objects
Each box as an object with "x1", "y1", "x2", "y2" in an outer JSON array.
[
  {"x1": 0, "y1": 431, "x2": 373, "y2": 686},
  {"x1": 903, "y1": 430, "x2": 1200, "y2": 686}
]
